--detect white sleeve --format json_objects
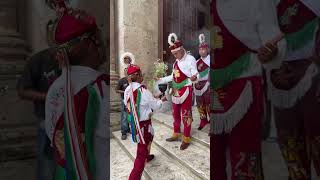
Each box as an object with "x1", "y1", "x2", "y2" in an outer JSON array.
[
  {"x1": 257, "y1": 0, "x2": 286, "y2": 70},
  {"x1": 123, "y1": 86, "x2": 130, "y2": 104},
  {"x1": 158, "y1": 74, "x2": 173, "y2": 84},
  {"x1": 141, "y1": 89, "x2": 163, "y2": 110},
  {"x1": 190, "y1": 56, "x2": 200, "y2": 81},
  {"x1": 45, "y1": 81, "x2": 64, "y2": 144},
  {"x1": 301, "y1": 0, "x2": 320, "y2": 16}
]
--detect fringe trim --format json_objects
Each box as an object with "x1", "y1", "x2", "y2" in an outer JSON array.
[
  {"x1": 212, "y1": 81, "x2": 253, "y2": 134},
  {"x1": 268, "y1": 63, "x2": 318, "y2": 108},
  {"x1": 172, "y1": 87, "x2": 190, "y2": 104},
  {"x1": 194, "y1": 81, "x2": 210, "y2": 96}
]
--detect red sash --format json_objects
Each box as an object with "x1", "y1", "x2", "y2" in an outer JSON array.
[{"x1": 277, "y1": 0, "x2": 317, "y2": 33}]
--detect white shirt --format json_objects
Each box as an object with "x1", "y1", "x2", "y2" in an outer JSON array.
[
  {"x1": 45, "y1": 66, "x2": 108, "y2": 142},
  {"x1": 124, "y1": 82, "x2": 163, "y2": 121},
  {"x1": 217, "y1": 0, "x2": 286, "y2": 69},
  {"x1": 158, "y1": 53, "x2": 199, "y2": 85}
]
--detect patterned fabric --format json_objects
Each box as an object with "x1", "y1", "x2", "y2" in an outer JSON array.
[
  {"x1": 195, "y1": 81, "x2": 210, "y2": 128},
  {"x1": 277, "y1": 0, "x2": 318, "y2": 53},
  {"x1": 127, "y1": 88, "x2": 144, "y2": 144},
  {"x1": 172, "y1": 86, "x2": 193, "y2": 139},
  {"x1": 274, "y1": 76, "x2": 320, "y2": 179},
  {"x1": 210, "y1": 83, "x2": 264, "y2": 180},
  {"x1": 52, "y1": 75, "x2": 106, "y2": 180}
]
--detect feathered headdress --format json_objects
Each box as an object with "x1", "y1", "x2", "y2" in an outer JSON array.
[
  {"x1": 120, "y1": 52, "x2": 135, "y2": 67},
  {"x1": 168, "y1": 33, "x2": 183, "y2": 52},
  {"x1": 198, "y1": 33, "x2": 208, "y2": 49}
]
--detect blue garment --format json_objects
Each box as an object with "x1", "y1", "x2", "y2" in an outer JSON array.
[
  {"x1": 121, "y1": 101, "x2": 130, "y2": 135},
  {"x1": 37, "y1": 126, "x2": 56, "y2": 180}
]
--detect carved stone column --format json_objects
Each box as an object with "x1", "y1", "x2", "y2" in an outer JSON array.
[{"x1": 0, "y1": 0, "x2": 36, "y2": 161}]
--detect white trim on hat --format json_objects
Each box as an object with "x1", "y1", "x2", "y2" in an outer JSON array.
[
  {"x1": 199, "y1": 33, "x2": 205, "y2": 44},
  {"x1": 168, "y1": 33, "x2": 178, "y2": 46},
  {"x1": 170, "y1": 46, "x2": 183, "y2": 52}
]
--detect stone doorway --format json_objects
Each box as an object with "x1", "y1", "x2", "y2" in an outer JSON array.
[{"x1": 160, "y1": 0, "x2": 211, "y2": 72}]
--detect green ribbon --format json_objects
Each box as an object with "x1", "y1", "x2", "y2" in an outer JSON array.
[
  {"x1": 199, "y1": 68, "x2": 210, "y2": 78},
  {"x1": 85, "y1": 84, "x2": 100, "y2": 180},
  {"x1": 172, "y1": 78, "x2": 189, "y2": 90},
  {"x1": 285, "y1": 18, "x2": 319, "y2": 51},
  {"x1": 211, "y1": 52, "x2": 251, "y2": 90}
]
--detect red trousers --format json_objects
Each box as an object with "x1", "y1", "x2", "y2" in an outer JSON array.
[
  {"x1": 129, "y1": 120, "x2": 153, "y2": 180},
  {"x1": 210, "y1": 79, "x2": 264, "y2": 180},
  {"x1": 195, "y1": 81, "x2": 210, "y2": 128},
  {"x1": 274, "y1": 77, "x2": 320, "y2": 180},
  {"x1": 172, "y1": 87, "x2": 193, "y2": 138}
]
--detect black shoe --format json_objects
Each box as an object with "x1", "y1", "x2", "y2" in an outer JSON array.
[
  {"x1": 121, "y1": 134, "x2": 127, "y2": 140},
  {"x1": 147, "y1": 154, "x2": 155, "y2": 162},
  {"x1": 166, "y1": 137, "x2": 179, "y2": 142},
  {"x1": 180, "y1": 142, "x2": 190, "y2": 150}
]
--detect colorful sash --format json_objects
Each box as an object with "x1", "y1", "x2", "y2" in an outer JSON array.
[{"x1": 127, "y1": 86, "x2": 145, "y2": 144}]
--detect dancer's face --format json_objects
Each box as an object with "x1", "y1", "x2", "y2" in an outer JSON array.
[
  {"x1": 172, "y1": 49, "x2": 185, "y2": 60},
  {"x1": 124, "y1": 57, "x2": 131, "y2": 65},
  {"x1": 130, "y1": 71, "x2": 143, "y2": 83},
  {"x1": 199, "y1": 48, "x2": 209, "y2": 58}
]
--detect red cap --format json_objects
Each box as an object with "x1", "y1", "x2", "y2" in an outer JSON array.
[
  {"x1": 199, "y1": 43, "x2": 209, "y2": 49},
  {"x1": 55, "y1": 11, "x2": 97, "y2": 44},
  {"x1": 169, "y1": 40, "x2": 183, "y2": 52},
  {"x1": 49, "y1": 0, "x2": 97, "y2": 44},
  {"x1": 198, "y1": 34, "x2": 209, "y2": 49},
  {"x1": 127, "y1": 65, "x2": 141, "y2": 75}
]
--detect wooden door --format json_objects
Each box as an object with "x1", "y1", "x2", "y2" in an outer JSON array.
[{"x1": 161, "y1": 0, "x2": 210, "y2": 72}]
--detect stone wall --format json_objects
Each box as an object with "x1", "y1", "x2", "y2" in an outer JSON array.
[
  {"x1": 117, "y1": 0, "x2": 159, "y2": 80},
  {"x1": 109, "y1": 0, "x2": 160, "y2": 131},
  {"x1": 0, "y1": 0, "x2": 35, "y2": 161}
]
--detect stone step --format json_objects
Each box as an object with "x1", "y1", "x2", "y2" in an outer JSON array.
[
  {"x1": 0, "y1": 124, "x2": 37, "y2": 162},
  {"x1": 152, "y1": 107, "x2": 210, "y2": 148},
  {"x1": 0, "y1": 159, "x2": 35, "y2": 180},
  {"x1": 0, "y1": 47, "x2": 28, "y2": 59},
  {"x1": 110, "y1": 139, "x2": 147, "y2": 180},
  {"x1": 151, "y1": 120, "x2": 210, "y2": 179},
  {"x1": 112, "y1": 131, "x2": 200, "y2": 180},
  {"x1": 0, "y1": 140, "x2": 36, "y2": 162},
  {"x1": 0, "y1": 125, "x2": 37, "y2": 143}
]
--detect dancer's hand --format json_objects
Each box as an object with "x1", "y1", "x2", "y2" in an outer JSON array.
[
  {"x1": 154, "y1": 93, "x2": 161, "y2": 98},
  {"x1": 148, "y1": 112, "x2": 153, "y2": 119},
  {"x1": 258, "y1": 42, "x2": 278, "y2": 63},
  {"x1": 161, "y1": 96, "x2": 167, "y2": 102},
  {"x1": 190, "y1": 75, "x2": 197, "y2": 81},
  {"x1": 154, "y1": 77, "x2": 160, "y2": 82}
]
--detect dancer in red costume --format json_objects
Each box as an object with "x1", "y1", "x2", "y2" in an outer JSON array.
[
  {"x1": 194, "y1": 34, "x2": 211, "y2": 130},
  {"x1": 124, "y1": 64, "x2": 167, "y2": 180},
  {"x1": 157, "y1": 33, "x2": 199, "y2": 150},
  {"x1": 210, "y1": 0, "x2": 286, "y2": 179}
]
